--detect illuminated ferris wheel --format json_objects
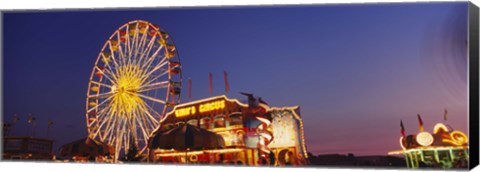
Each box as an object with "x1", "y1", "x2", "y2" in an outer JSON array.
[{"x1": 85, "y1": 20, "x2": 182, "y2": 160}]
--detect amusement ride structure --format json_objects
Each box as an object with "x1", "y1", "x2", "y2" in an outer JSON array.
[
  {"x1": 388, "y1": 112, "x2": 469, "y2": 169},
  {"x1": 85, "y1": 20, "x2": 182, "y2": 160}
]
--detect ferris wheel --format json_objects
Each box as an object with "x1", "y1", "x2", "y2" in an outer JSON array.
[{"x1": 85, "y1": 20, "x2": 182, "y2": 160}]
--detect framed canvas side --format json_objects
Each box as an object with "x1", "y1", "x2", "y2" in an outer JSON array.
[{"x1": 469, "y1": 1, "x2": 479, "y2": 170}]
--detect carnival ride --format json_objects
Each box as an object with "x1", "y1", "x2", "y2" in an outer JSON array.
[
  {"x1": 85, "y1": 20, "x2": 182, "y2": 160},
  {"x1": 388, "y1": 114, "x2": 469, "y2": 169}
]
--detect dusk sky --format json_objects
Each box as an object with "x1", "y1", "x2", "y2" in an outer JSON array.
[{"x1": 2, "y1": 2, "x2": 469, "y2": 156}]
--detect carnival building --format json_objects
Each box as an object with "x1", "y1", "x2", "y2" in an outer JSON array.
[{"x1": 148, "y1": 95, "x2": 308, "y2": 166}]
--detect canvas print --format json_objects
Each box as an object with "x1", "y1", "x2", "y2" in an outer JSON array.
[{"x1": 1, "y1": 1, "x2": 477, "y2": 170}]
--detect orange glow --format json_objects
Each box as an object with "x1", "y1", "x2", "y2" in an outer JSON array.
[
  {"x1": 433, "y1": 123, "x2": 449, "y2": 134},
  {"x1": 442, "y1": 131, "x2": 468, "y2": 146}
]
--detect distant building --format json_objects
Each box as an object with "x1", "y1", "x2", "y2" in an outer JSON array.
[{"x1": 2, "y1": 136, "x2": 55, "y2": 160}]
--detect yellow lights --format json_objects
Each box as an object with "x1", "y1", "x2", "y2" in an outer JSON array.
[
  {"x1": 442, "y1": 131, "x2": 468, "y2": 146},
  {"x1": 199, "y1": 100, "x2": 225, "y2": 113},
  {"x1": 400, "y1": 137, "x2": 406, "y2": 150},
  {"x1": 388, "y1": 145, "x2": 469, "y2": 155},
  {"x1": 109, "y1": 65, "x2": 146, "y2": 116},
  {"x1": 153, "y1": 148, "x2": 244, "y2": 157},
  {"x1": 204, "y1": 148, "x2": 243, "y2": 154},
  {"x1": 173, "y1": 99, "x2": 225, "y2": 118},
  {"x1": 155, "y1": 151, "x2": 204, "y2": 157},
  {"x1": 388, "y1": 150, "x2": 404, "y2": 155},
  {"x1": 433, "y1": 123, "x2": 449, "y2": 134},
  {"x1": 175, "y1": 106, "x2": 196, "y2": 118},
  {"x1": 416, "y1": 132, "x2": 434, "y2": 146}
]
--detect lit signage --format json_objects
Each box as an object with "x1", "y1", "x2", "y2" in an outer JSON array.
[
  {"x1": 199, "y1": 100, "x2": 225, "y2": 113},
  {"x1": 416, "y1": 132, "x2": 434, "y2": 146},
  {"x1": 175, "y1": 106, "x2": 196, "y2": 118},
  {"x1": 175, "y1": 100, "x2": 225, "y2": 118},
  {"x1": 442, "y1": 131, "x2": 468, "y2": 146}
]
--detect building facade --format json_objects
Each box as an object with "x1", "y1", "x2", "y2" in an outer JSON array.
[
  {"x1": 3, "y1": 136, "x2": 54, "y2": 160},
  {"x1": 149, "y1": 95, "x2": 308, "y2": 166}
]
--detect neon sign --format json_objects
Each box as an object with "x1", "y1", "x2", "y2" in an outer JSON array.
[
  {"x1": 416, "y1": 132, "x2": 434, "y2": 146},
  {"x1": 175, "y1": 106, "x2": 196, "y2": 118},
  {"x1": 175, "y1": 100, "x2": 225, "y2": 118},
  {"x1": 199, "y1": 100, "x2": 225, "y2": 113}
]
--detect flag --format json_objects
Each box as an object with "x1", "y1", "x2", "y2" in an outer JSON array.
[
  {"x1": 444, "y1": 108, "x2": 448, "y2": 121},
  {"x1": 224, "y1": 70, "x2": 230, "y2": 93},
  {"x1": 48, "y1": 120, "x2": 54, "y2": 127},
  {"x1": 188, "y1": 78, "x2": 192, "y2": 99},
  {"x1": 209, "y1": 72, "x2": 213, "y2": 95},
  {"x1": 400, "y1": 120, "x2": 406, "y2": 137},
  {"x1": 417, "y1": 114, "x2": 424, "y2": 132}
]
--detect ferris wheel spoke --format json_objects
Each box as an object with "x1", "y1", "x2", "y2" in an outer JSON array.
[
  {"x1": 137, "y1": 93, "x2": 166, "y2": 104},
  {"x1": 87, "y1": 105, "x2": 111, "y2": 128},
  {"x1": 137, "y1": 81, "x2": 169, "y2": 92},
  {"x1": 137, "y1": 36, "x2": 158, "y2": 68},
  {"x1": 100, "y1": 51, "x2": 120, "y2": 78},
  {"x1": 128, "y1": 32, "x2": 138, "y2": 67},
  {"x1": 95, "y1": 66, "x2": 117, "y2": 85},
  {"x1": 134, "y1": 110, "x2": 150, "y2": 143},
  {"x1": 117, "y1": 45, "x2": 129, "y2": 68},
  {"x1": 143, "y1": 102, "x2": 165, "y2": 120},
  {"x1": 93, "y1": 114, "x2": 111, "y2": 141},
  {"x1": 107, "y1": 41, "x2": 123, "y2": 68},
  {"x1": 87, "y1": 96, "x2": 114, "y2": 113},
  {"x1": 100, "y1": 115, "x2": 117, "y2": 141},
  {"x1": 132, "y1": 27, "x2": 143, "y2": 62},
  {"x1": 137, "y1": 34, "x2": 156, "y2": 66},
  {"x1": 88, "y1": 91, "x2": 115, "y2": 99},
  {"x1": 126, "y1": 25, "x2": 134, "y2": 59},
  {"x1": 141, "y1": 44, "x2": 164, "y2": 70},
  {"x1": 92, "y1": 112, "x2": 114, "y2": 139},
  {"x1": 90, "y1": 81, "x2": 113, "y2": 89},
  {"x1": 136, "y1": 110, "x2": 152, "y2": 133},
  {"x1": 134, "y1": 28, "x2": 150, "y2": 63},
  {"x1": 101, "y1": 64, "x2": 120, "y2": 84},
  {"x1": 114, "y1": 29, "x2": 127, "y2": 66},
  {"x1": 137, "y1": 104, "x2": 160, "y2": 127},
  {"x1": 120, "y1": 117, "x2": 130, "y2": 153},
  {"x1": 141, "y1": 60, "x2": 169, "y2": 82},
  {"x1": 129, "y1": 23, "x2": 142, "y2": 67},
  {"x1": 141, "y1": 69, "x2": 170, "y2": 87}
]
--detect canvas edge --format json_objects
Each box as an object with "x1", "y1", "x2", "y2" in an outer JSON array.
[{"x1": 468, "y1": 1, "x2": 480, "y2": 170}]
